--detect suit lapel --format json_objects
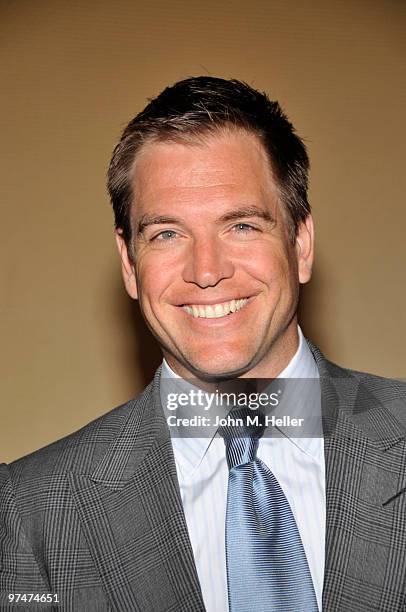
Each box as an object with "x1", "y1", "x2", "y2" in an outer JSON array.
[
  {"x1": 69, "y1": 370, "x2": 205, "y2": 612},
  {"x1": 309, "y1": 346, "x2": 406, "y2": 611}
]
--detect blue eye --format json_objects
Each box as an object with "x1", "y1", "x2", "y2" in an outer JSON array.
[
  {"x1": 153, "y1": 230, "x2": 177, "y2": 241},
  {"x1": 234, "y1": 223, "x2": 255, "y2": 232}
]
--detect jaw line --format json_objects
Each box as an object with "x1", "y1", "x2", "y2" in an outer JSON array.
[{"x1": 171, "y1": 358, "x2": 255, "y2": 382}]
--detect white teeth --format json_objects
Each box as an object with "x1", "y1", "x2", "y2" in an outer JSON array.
[
  {"x1": 206, "y1": 305, "x2": 215, "y2": 318},
  {"x1": 214, "y1": 304, "x2": 223, "y2": 317},
  {"x1": 182, "y1": 298, "x2": 248, "y2": 319}
]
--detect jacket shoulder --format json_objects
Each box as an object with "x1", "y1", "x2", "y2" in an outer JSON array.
[
  {"x1": 309, "y1": 339, "x2": 406, "y2": 395},
  {"x1": 5, "y1": 380, "x2": 155, "y2": 486},
  {"x1": 326, "y1": 358, "x2": 406, "y2": 400}
]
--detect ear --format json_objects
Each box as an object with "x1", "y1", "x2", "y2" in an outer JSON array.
[
  {"x1": 295, "y1": 214, "x2": 314, "y2": 284},
  {"x1": 115, "y1": 230, "x2": 138, "y2": 300}
]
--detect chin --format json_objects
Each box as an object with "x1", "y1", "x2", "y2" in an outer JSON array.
[{"x1": 183, "y1": 351, "x2": 253, "y2": 381}]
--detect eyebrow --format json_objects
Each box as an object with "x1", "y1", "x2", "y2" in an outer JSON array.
[
  {"x1": 136, "y1": 206, "x2": 276, "y2": 235},
  {"x1": 137, "y1": 215, "x2": 179, "y2": 235},
  {"x1": 218, "y1": 206, "x2": 275, "y2": 224}
]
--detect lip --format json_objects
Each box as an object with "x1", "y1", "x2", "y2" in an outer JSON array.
[
  {"x1": 177, "y1": 296, "x2": 253, "y2": 324},
  {"x1": 177, "y1": 296, "x2": 251, "y2": 307}
]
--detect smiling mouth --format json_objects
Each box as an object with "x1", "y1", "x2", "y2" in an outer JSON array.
[{"x1": 181, "y1": 298, "x2": 249, "y2": 319}]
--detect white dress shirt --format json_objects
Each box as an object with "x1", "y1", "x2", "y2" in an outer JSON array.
[{"x1": 160, "y1": 327, "x2": 325, "y2": 612}]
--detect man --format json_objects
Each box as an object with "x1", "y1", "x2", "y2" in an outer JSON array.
[{"x1": 1, "y1": 77, "x2": 406, "y2": 612}]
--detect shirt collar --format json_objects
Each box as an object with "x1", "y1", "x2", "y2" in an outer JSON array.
[{"x1": 161, "y1": 326, "x2": 320, "y2": 479}]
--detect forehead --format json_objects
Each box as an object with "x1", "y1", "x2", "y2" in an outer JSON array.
[{"x1": 130, "y1": 130, "x2": 278, "y2": 215}]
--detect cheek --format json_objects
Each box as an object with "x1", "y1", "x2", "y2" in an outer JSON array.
[
  {"x1": 135, "y1": 256, "x2": 176, "y2": 309},
  {"x1": 242, "y1": 246, "x2": 291, "y2": 283}
]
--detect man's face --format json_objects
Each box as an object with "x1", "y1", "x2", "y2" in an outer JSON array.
[{"x1": 116, "y1": 129, "x2": 314, "y2": 379}]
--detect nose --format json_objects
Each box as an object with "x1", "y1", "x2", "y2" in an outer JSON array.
[{"x1": 182, "y1": 235, "x2": 235, "y2": 288}]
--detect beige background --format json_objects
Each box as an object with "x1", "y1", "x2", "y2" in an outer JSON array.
[{"x1": 1, "y1": 0, "x2": 405, "y2": 463}]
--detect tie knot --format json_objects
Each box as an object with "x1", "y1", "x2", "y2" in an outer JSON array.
[{"x1": 218, "y1": 408, "x2": 265, "y2": 469}]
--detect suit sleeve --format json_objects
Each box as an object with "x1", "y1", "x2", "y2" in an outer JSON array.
[{"x1": 0, "y1": 463, "x2": 48, "y2": 604}]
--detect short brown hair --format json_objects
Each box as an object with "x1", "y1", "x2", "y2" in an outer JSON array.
[{"x1": 107, "y1": 76, "x2": 310, "y2": 249}]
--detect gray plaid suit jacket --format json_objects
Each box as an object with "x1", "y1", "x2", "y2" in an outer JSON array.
[{"x1": 1, "y1": 343, "x2": 406, "y2": 611}]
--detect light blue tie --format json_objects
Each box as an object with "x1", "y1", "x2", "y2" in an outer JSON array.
[{"x1": 220, "y1": 410, "x2": 318, "y2": 612}]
